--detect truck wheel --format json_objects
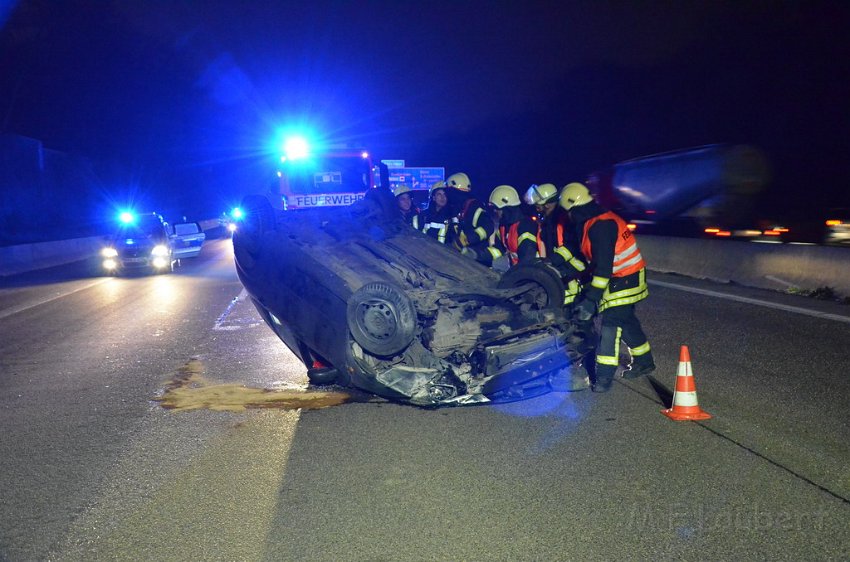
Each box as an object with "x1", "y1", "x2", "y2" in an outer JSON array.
[
  {"x1": 236, "y1": 195, "x2": 275, "y2": 255},
  {"x1": 497, "y1": 262, "x2": 565, "y2": 311},
  {"x1": 347, "y1": 282, "x2": 416, "y2": 357}
]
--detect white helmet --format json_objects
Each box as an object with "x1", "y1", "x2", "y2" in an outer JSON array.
[
  {"x1": 429, "y1": 180, "x2": 446, "y2": 196},
  {"x1": 489, "y1": 185, "x2": 520, "y2": 209},
  {"x1": 446, "y1": 172, "x2": 471, "y2": 192},
  {"x1": 525, "y1": 183, "x2": 559, "y2": 206},
  {"x1": 394, "y1": 184, "x2": 413, "y2": 198},
  {"x1": 559, "y1": 182, "x2": 592, "y2": 210}
]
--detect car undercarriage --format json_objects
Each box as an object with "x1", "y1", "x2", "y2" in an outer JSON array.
[{"x1": 233, "y1": 189, "x2": 590, "y2": 406}]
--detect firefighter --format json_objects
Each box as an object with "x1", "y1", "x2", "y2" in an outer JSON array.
[
  {"x1": 394, "y1": 184, "x2": 420, "y2": 229},
  {"x1": 559, "y1": 182, "x2": 655, "y2": 393},
  {"x1": 525, "y1": 183, "x2": 586, "y2": 308},
  {"x1": 490, "y1": 185, "x2": 538, "y2": 267},
  {"x1": 445, "y1": 172, "x2": 500, "y2": 265},
  {"x1": 421, "y1": 180, "x2": 453, "y2": 244}
]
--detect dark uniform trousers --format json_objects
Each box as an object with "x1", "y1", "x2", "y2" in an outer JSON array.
[{"x1": 593, "y1": 270, "x2": 653, "y2": 386}]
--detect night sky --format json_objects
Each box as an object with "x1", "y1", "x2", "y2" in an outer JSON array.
[{"x1": 2, "y1": 0, "x2": 849, "y2": 221}]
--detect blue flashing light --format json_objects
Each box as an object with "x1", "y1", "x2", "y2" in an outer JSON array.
[
  {"x1": 283, "y1": 136, "x2": 310, "y2": 161},
  {"x1": 119, "y1": 211, "x2": 136, "y2": 224},
  {"x1": 231, "y1": 207, "x2": 244, "y2": 220}
]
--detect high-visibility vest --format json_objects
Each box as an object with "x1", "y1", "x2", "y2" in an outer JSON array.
[
  {"x1": 499, "y1": 221, "x2": 538, "y2": 266},
  {"x1": 537, "y1": 222, "x2": 584, "y2": 305},
  {"x1": 580, "y1": 211, "x2": 645, "y2": 277},
  {"x1": 581, "y1": 211, "x2": 648, "y2": 311}
]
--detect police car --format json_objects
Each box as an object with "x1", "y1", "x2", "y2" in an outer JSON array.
[{"x1": 100, "y1": 212, "x2": 205, "y2": 274}]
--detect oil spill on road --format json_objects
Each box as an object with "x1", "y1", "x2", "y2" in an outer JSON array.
[{"x1": 154, "y1": 359, "x2": 350, "y2": 411}]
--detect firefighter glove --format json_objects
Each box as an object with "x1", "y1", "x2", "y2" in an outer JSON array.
[
  {"x1": 492, "y1": 254, "x2": 511, "y2": 273},
  {"x1": 573, "y1": 297, "x2": 597, "y2": 322},
  {"x1": 460, "y1": 246, "x2": 478, "y2": 260}
]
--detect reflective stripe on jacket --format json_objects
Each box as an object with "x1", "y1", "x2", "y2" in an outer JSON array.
[{"x1": 423, "y1": 221, "x2": 449, "y2": 243}]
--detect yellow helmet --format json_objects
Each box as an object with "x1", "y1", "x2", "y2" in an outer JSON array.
[
  {"x1": 394, "y1": 184, "x2": 413, "y2": 197},
  {"x1": 525, "y1": 183, "x2": 559, "y2": 206},
  {"x1": 489, "y1": 185, "x2": 520, "y2": 208},
  {"x1": 559, "y1": 182, "x2": 592, "y2": 210},
  {"x1": 429, "y1": 180, "x2": 446, "y2": 196},
  {"x1": 446, "y1": 172, "x2": 471, "y2": 192}
]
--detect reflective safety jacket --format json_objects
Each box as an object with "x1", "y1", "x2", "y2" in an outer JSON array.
[
  {"x1": 580, "y1": 210, "x2": 648, "y2": 312},
  {"x1": 452, "y1": 198, "x2": 500, "y2": 264},
  {"x1": 498, "y1": 217, "x2": 538, "y2": 266},
  {"x1": 453, "y1": 199, "x2": 495, "y2": 250},
  {"x1": 401, "y1": 209, "x2": 420, "y2": 230},
  {"x1": 421, "y1": 206, "x2": 453, "y2": 244},
  {"x1": 543, "y1": 215, "x2": 586, "y2": 306}
]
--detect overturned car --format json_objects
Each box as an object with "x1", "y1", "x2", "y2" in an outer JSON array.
[{"x1": 232, "y1": 190, "x2": 589, "y2": 407}]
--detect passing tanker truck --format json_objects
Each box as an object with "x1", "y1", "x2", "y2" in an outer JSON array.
[{"x1": 586, "y1": 144, "x2": 774, "y2": 238}]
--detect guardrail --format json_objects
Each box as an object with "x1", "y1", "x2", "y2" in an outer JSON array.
[{"x1": 2, "y1": 227, "x2": 848, "y2": 298}]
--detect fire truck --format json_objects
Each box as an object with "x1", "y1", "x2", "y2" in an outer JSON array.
[
  {"x1": 273, "y1": 137, "x2": 376, "y2": 210},
  {"x1": 272, "y1": 136, "x2": 444, "y2": 210}
]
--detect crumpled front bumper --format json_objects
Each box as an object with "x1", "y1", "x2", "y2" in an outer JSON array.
[{"x1": 349, "y1": 329, "x2": 588, "y2": 407}]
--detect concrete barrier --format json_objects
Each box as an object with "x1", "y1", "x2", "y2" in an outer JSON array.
[
  {"x1": 639, "y1": 236, "x2": 850, "y2": 297},
  {"x1": 0, "y1": 236, "x2": 104, "y2": 276}
]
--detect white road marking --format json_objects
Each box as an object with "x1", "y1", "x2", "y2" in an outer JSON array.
[
  {"x1": 0, "y1": 278, "x2": 110, "y2": 320},
  {"x1": 649, "y1": 279, "x2": 850, "y2": 324},
  {"x1": 764, "y1": 275, "x2": 795, "y2": 289},
  {"x1": 213, "y1": 288, "x2": 251, "y2": 331}
]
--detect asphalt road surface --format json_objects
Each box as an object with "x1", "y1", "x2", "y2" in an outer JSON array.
[{"x1": 1, "y1": 238, "x2": 848, "y2": 561}]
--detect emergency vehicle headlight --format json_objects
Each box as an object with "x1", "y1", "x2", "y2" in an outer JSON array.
[
  {"x1": 101, "y1": 247, "x2": 118, "y2": 258},
  {"x1": 151, "y1": 245, "x2": 169, "y2": 257}
]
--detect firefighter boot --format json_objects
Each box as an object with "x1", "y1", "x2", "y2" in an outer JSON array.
[
  {"x1": 623, "y1": 349, "x2": 655, "y2": 380},
  {"x1": 567, "y1": 361, "x2": 591, "y2": 391},
  {"x1": 591, "y1": 364, "x2": 615, "y2": 393}
]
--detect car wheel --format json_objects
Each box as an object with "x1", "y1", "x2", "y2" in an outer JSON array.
[
  {"x1": 497, "y1": 262, "x2": 565, "y2": 311},
  {"x1": 346, "y1": 282, "x2": 416, "y2": 357}
]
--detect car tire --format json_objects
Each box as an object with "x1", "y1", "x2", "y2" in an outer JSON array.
[
  {"x1": 497, "y1": 262, "x2": 565, "y2": 311},
  {"x1": 346, "y1": 282, "x2": 417, "y2": 357}
]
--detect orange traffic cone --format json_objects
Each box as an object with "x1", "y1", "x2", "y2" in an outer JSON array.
[{"x1": 662, "y1": 345, "x2": 712, "y2": 421}]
